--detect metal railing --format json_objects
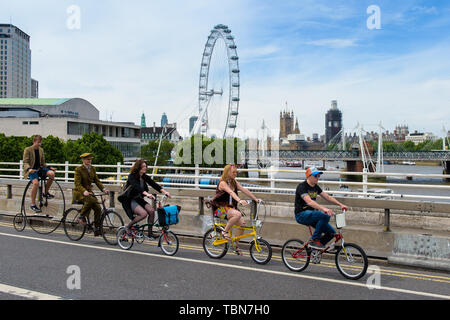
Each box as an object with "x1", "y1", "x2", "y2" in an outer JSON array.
[{"x1": 1, "y1": 161, "x2": 450, "y2": 201}]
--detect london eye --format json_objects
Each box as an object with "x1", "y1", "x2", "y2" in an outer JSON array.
[{"x1": 191, "y1": 24, "x2": 240, "y2": 138}]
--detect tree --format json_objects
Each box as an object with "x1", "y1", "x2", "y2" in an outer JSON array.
[
  {"x1": 64, "y1": 132, "x2": 123, "y2": 167},
  {"x1": 41, "y1": 135, "x2": 66, "y2": 163},
  {"x1": 173, "y1": 134, "x2": 244, "y2": 168},
  {"x1": 141, "y1": 139, "x2": 174, "y2": 167}
]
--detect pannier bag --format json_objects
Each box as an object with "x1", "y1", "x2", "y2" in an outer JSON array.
[{"x1": 157, "y1": 205, "x2": 181, "y2": 226}]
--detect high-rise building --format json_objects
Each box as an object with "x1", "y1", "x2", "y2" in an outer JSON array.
[
  {"x1": 161, "y1": 112, "x2": 168, "y2": 127},
  {"x1": 325, "y1": 100, "x2": 342, "y2": 144},
  {"x1": 31, "y1": 78, "x2": 38, "y2": 98},
  {"x1": 0, "y1": 24, "x2": 32, "y2": 98}
]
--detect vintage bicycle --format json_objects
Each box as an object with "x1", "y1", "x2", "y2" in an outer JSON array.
[
  {"x1": 202, "y1": 199, "x2": 272, "y2": 265},
  {"x1": 116, "y1": 194, "x2": 180, "y2": 256},
  {"x1": 62, "y1": 192, "x2": 124, "y2": 245},
  {"x1": 14, "y1": 167, "x2": 65, "y2": 234},
  {"x1": 281, "y1": 210, "x2": 368, "y2": 280}
]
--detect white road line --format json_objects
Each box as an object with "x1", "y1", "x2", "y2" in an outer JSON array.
[
  {"x1": 1, "y1": 231, "x2": 449, "y2": 300},
  {"x1": 0, "y1": 283, "x2": 63, "y2": 300}
]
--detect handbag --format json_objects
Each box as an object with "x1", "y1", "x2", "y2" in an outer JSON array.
[{"x1": 117, "y1": 184, "x2": 132, "y2": 203}]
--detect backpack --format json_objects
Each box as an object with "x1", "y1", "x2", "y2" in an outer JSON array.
[{"x1": 157, "y1": 205, "x2": 181, "y2": 226}]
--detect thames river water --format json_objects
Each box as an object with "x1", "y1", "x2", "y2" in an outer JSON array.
[{"x1": 248, "y1": 162, "x2": 450, "y2": 202}]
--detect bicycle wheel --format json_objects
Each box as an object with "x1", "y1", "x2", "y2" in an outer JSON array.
[
  {"x1": 117, "y1": 226, "x2": 134, "y2": 250},
  {"x1": 23, "y1": 179, "x2": 65, "y2": 234},
  {"x1": 202, "y1": 228, "x2": 228, "y2": 259},
  {"x1": 159, "y1": 230, "x2": 179, "y2": 256},
  {"x1": 249, "y1": 238, "x2": 272, "y2": 265},
  {"x1": 63, "y1": 208, "x2": 86, "y2": 241},
  {"x1": 13, "y1": 213, "x2": 26, "y2": 232},
  {"x1": 335, "y1": 243, "x2": 368, "y2": 280},
  {"x1": 281, "y1": 239, "x2": 311, "y2": 272},
  {"x1": 101, "y1": 210, "x2": 124, "y2": 245}
]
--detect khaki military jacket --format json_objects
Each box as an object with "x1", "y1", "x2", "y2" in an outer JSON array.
[
  {"x1": 73, "y1": 165, "x2": 105, "y2": 201},
  {"x1": 23, "y1": 146, "x2": 46, "y2": 179}
]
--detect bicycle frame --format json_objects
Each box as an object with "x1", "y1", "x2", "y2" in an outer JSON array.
[
  {"x1": 211, "y1": 201, "x2": 265, "y2": 252},
  {"x1": 292, "y1": 224, "x2": 346, "y2": 259}
]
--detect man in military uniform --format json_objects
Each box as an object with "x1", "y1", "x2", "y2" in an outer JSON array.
[{"x1": 73, "y1": 153, "x2": 109, "y2": 236}]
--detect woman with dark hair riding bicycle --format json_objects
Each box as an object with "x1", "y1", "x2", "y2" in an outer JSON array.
[{"x1": 120, "y1": 160, "x2": 171, "y2": 238}]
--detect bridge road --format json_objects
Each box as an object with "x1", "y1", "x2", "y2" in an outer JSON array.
[{"x1": 0, "y1": 223, "x2": 449, "y2": 303}]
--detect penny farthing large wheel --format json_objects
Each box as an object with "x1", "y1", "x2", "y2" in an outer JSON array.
[{"x1": 196, "y1": 24, "x2": 240, "y2": 138}]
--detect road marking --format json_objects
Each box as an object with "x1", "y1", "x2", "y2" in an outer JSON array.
[
  {"x1": 2, "y1": 221, "x2": 450, "y2": 284},
  {"x1": 0, "y1": 283, "x2": 64, "y2": 300},
  {"x1": 1, "y1": 231, "x2": 449, "y2": 300}
]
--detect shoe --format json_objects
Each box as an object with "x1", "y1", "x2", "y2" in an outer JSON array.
[
  {"x1": 234, "y1": 246, "x2": 243, "y2": 256},
  {"x1": 125, "y1": 227, "x2": 134, "y2": 237},
  {"x1": 94, "y1": 228, "x2": 102, "y2": 237},
  {"x1": 221, "y1": 231, "x2": 231, "y2": 241},
  {"x1": 44, "y1": 193, "x2": 54, "y2": 199},
  {"x1": 76, "y1": 216, "x2": 87, "y2": 226},
  {"x1": 308, "y1": 239, "x2": 325, "y2": 250},
  {"x1": 30, "y1": 204, "x2": 42, "y2": 213}
]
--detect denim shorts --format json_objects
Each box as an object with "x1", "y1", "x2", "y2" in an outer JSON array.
[{"x1": 29, "y1": 167, "x2": 49, "y2": 181}]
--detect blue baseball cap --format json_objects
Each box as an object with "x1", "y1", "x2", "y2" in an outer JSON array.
[{"x1": 305, "y1": 167, "x2": 323, "y2": 178}]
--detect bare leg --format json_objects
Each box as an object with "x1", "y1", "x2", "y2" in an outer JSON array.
[
  {"x1": 225, "y1": 209, "x2": 246, "y2": 249},
  {"x1": 30, "y1": 179, "x2": 39, "y2": 205},
  {"x1": 45, "y1": 170, "x2": 55, "y2": 194}
]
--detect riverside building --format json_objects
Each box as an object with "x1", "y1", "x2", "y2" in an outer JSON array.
[{"x1": 0, "y1": 98, "x2": 141, "y2": 160}]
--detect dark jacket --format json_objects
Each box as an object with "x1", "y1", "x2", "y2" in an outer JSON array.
[
  {"x1": 73, "y1": 165, "x2": 104, "y2": 202},
  {"x1": 120, "y1": 173, "x2": 163, "y2": 219}
]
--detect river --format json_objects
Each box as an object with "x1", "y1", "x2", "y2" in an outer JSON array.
[{"x1": 247, "y1": 162, "x2": 450, "y2": 202}]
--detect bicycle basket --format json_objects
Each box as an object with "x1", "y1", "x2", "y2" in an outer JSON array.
[{"x1": 335, "y1": 212, "x2": 346, "y2": 229}]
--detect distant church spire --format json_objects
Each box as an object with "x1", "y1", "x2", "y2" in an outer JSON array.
[{"x1": 141, "y1": 112, "x2": 146, "y2": 128}]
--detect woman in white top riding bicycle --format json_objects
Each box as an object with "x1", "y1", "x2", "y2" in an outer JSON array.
[{"x1": 212, "y1": 164, "x2": 262, "y2": 255}]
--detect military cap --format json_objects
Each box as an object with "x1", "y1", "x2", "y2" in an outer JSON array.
[{"x1": 80, "y1": 153, "x2": 94, "y2": 159}]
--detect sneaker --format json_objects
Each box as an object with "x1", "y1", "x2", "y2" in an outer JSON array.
[
  {"x1": 308, "y1": 239, "x2": 325, "y2": 250},
  {"x1": 94, "y1": 228, "x2": 102, "y2": 237},
  {"x1": 30, "y1": 204, "x2": 42, "y2": 213},
  {"x1": 44, "y1": 193, "x2": 54, "y2": 199}
]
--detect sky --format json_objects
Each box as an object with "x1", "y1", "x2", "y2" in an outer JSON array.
[{"x1": 2, "y1": 0, "x2": 450, "y2": 139}]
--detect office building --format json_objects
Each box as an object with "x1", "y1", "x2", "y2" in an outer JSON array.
[{"x1": 0, "y1": 24, "x2": 32, "y2": 98}]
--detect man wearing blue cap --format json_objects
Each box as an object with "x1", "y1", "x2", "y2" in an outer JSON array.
[{"x1": 295, "y1": 167, "x2": 348, "y2": 249}]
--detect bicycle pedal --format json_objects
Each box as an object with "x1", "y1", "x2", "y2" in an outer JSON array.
[{"x1": 311, "y1": 250, "x2": 322, "y2": 264}]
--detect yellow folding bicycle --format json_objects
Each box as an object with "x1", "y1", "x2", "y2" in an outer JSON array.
[{"x1": 202, "y1": 200, "x2": 272, "y2": 264}]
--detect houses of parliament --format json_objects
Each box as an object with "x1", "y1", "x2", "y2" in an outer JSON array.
[{"x1": 278, "y1": 100, "x2": 342, "y2": 151}]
